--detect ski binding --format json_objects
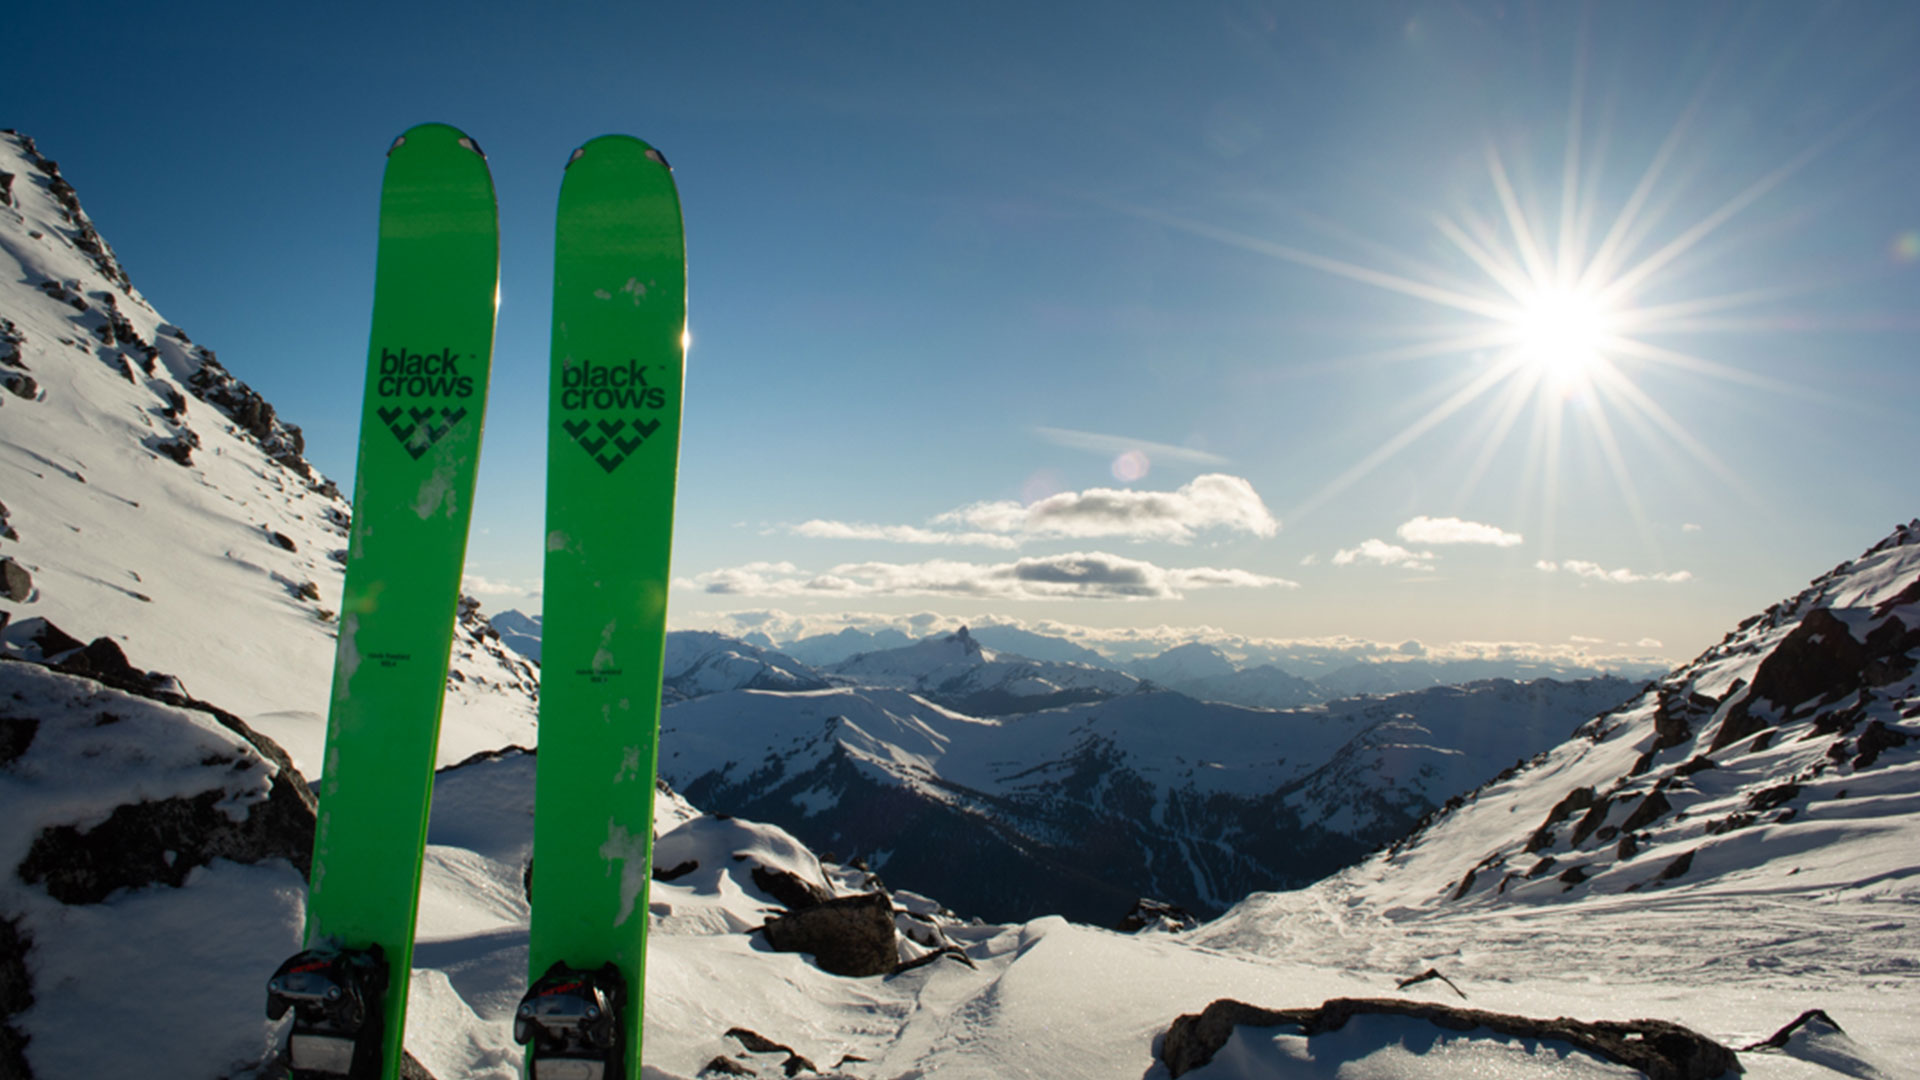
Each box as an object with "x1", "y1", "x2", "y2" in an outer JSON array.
[
  {"x1": 514, "y1": 961, "x2": 628, "y2": 1080},
  {"x1": 265, "y1": 944, "x2": 389, "y2": 1078}
]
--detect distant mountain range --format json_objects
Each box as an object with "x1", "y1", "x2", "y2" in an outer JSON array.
[{"x1": 491, "y1": 609, "x2": 1666, "y2": 712}]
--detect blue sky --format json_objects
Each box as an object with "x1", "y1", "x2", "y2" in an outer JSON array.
[{"x1": 10, "y1": 1, "x2": 1918, "y2": 664}]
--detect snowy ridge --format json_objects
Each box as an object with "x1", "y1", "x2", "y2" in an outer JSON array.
[
  {"x1": 0, "y1": 129, "x2": 534, "y2": 775},
  {"x1": 1341, "y1": 518, "x2": 1920, "y2": 914},
  {"x1": 828, "y1": 625, "x2": 1140, "y2": 714}
]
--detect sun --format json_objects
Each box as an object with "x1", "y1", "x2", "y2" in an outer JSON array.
[{"x1": 1509, "y1": 284, "x2": 1615, "y2": 390}]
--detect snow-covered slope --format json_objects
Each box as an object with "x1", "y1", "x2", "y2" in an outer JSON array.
[
  {"x1": 1331, "y1": 519, "x2": 1920, "y2": 915},
  {"x1": 0, "y1": 130, "x2": 534, "y2": 773}
]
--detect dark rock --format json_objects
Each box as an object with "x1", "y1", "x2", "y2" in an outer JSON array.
[
  {"x1": 1557, "y1": 864, "x2": 1590, "y2": 887},
  {"x1": 1528, "y1": 786, "x2": 1596, "y2": 852},
  {"x1": 53, "y1": 636, "x2": 145, "y2": 684},
  {"x1": 761, "y1": 891, "x2": 896, "y2": 977},
  {"x1": 1, "y1": 915, "x2": 31, "y2": 1080},
  {"x1": 1853, "y1": 720, "x2": 1911, "y2": 769},
  {"x1": 702, "y1": 1056, "x2": 756, "y2": 1076},
  {"x1": 1619, "y1": 789, "x2": 1674, "y2": 834},
  {"x1": 1160, "y1": 997, "x2": 1740, "y2": 1079},
  {"x1": 1657, "y1": 848, "x2": 1695, "y2": 882},
  {"x1": 1715, "y1": 607, "x2": 1872, "y2": 752},
  {"x1": 269, "y1": 530, "x2": 297, "y2": 552},
  {"x1": 0, "y1": 714, "x2": 35, "y2": 765},
  {"x1": 18, "y1": 765, "x2": 314, "y2": 904},
  {"x1": 0, "y1": 371, "x2": 34, "y2": 400},
  {"x1": 1449, "y1": 867, "x2": 1477, "y2": 901},
  {"x1": 1741, "y1": 1008, "x2": 1845, "y2": 1051},
  {"x1": 0, "y1": 557, "x2": 29, "y2": 601},
  {"x1": 152, "y1": 429, "x2": 200, "y2": 466},
  {"x1": 1675, "y1": 755, "x2": 1717, "y2": 776},
  {"x1": 1118, "y1": 897, "x2": 1199, "y2": 933},
  {"x1": 1746, "y1": 783, "x2": 1800, "y2": 813},
  {"x1": 723, "y1": 1028, "x2": 817, "y2": 1076},
  {"x1": 1617, "y1": 832, "x2": 1640, "y2": 860},
  {"x1": 1568, "y1": 795, "x2": 1614, "y2": 847},
  {"x1": 750, "y1": 863, "x2": 834, "y2": 911},
  {"x1": 6, "y1": 658, "x2": 317, "y2": 904},
  {"x1": 653, "y1": 859, "x2": 698, "y2": 882},
  {"x1": 14, "y1": 617, "x2": 84, "y2": 659}
]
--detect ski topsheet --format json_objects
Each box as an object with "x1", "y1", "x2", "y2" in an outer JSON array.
[
  {"x1": 274, "y1": 123, "x2": 498, "y2": 1080},
  {"x1": 521, "y1": 136, "x2": 686, "y2": 1080}
]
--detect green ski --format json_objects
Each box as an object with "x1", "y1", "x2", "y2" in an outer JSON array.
[
  {"x1": 517, "y1": 135, "x2": 686, "y2": 1080},
  {"x1": 266, "y1": 123, "x2": 499, "y2": 1080}
]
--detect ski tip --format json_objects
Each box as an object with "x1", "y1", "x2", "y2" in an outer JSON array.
[
  {"x1": 387, "y1": 122, "x2": 486, "y2": 159},
  {"x1": 565, "y1": 134, "x2": 673, "y2": 172}
]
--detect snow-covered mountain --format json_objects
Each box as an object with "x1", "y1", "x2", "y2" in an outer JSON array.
[
  {"x1": 827, "y1": 625, "x2": 1140, "y2": 715},
  {"x1": 1130, "y1": 641, "x2": 1238, "y2": 684},
  {"x1": 1320, "y1": 518, "x2": 1920, "y2": 915},
  {"x1": 0, "y1": 130, "x2": 536, "y2": 774},
  {"x1": 779, "y1": 625, "x2": 915, "y2": 667},
  {"x1": 661, "y1": 630, "x2": 830, "y2": 699},
  {"x1": 486, "y1": 607, "x2": 542, "y2": 660},
  {"x1": 659, "y1": 674, "x2": 1638, "y2": 923},
  {"x1": 486, "y1": 611, "x2": 833, "y2": 700}
]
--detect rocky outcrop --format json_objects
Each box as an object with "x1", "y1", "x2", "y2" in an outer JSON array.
[
  {"x1": 1161, "y1": 997, "x2": 1740, "y2": 1079},
  {"x1": 761, "y1": 892, "x2": 898, "y2": 977},
  {"x1": 184, "y1": 345, "x2": 312, "y2": 479}
]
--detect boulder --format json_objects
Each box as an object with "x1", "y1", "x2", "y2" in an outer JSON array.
[{"x1": 762, "y1": 892, "x2": 896, "y2": 977}]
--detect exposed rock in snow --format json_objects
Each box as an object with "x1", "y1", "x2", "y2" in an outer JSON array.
[
  {"x1": 0, "y1": 656, "x2": 313, "y2": 1078},
  {"x1": 1162, "y1": 996, "x2": 1739, "y2": 1079},
  {"x1": 761, "y1": 892, "x2": 898, "y2": 977}
]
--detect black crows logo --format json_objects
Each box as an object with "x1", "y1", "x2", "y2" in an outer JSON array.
[
  {"x1": 563, "y1": 416, "x2": 661, "y2": 473},
  {"x1": 378, "y1": 406, "x2": 467, "y2": 459}
]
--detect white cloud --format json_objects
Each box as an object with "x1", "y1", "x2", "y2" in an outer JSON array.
[
  {"x1": 1333, "y1": 538, "x2": 1436, "y2": 571},
  {"x1": 1536, "y1": 560, "x2": 1693, "y2": 584},
  {"x1": 461, "y1": 573, "x2": 526, "y2": 597},
  {"x1": 1681, "y1": 523, "x2": 1703, "y2": 533},
  {"x1": 1298, "y1": 552, "x2": 1320, "y2": 566},
  {"x1": 1569, "y1": 634, "x2": 1604, "y2": 644},
  {"x1": 1636, "y1": 637, "x2": 1665, "y2": 648},
  {"x1": 936, "y1": 473, "x2": 1279, "y2": 544},
  {"x1": 791, "y1": 519, "x2": 1020, "y2": 550},
  {"x1": 1396, "y1": 515, "x2": 1523, "y2": 547},
  {"x1": 678, "y1": 551, "x2": 1297, "y2": 601}
]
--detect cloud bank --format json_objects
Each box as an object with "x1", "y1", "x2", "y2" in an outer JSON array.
[
  {"x1": 798, "y1": 474, "x2": 1279, "y2": 548},
  {"x1": 1536, "y1": 559, "x2": 1693, "y2": 584},
  {"x1": 681, "y1": 550, "x2": 1297, "y2": 601}
]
